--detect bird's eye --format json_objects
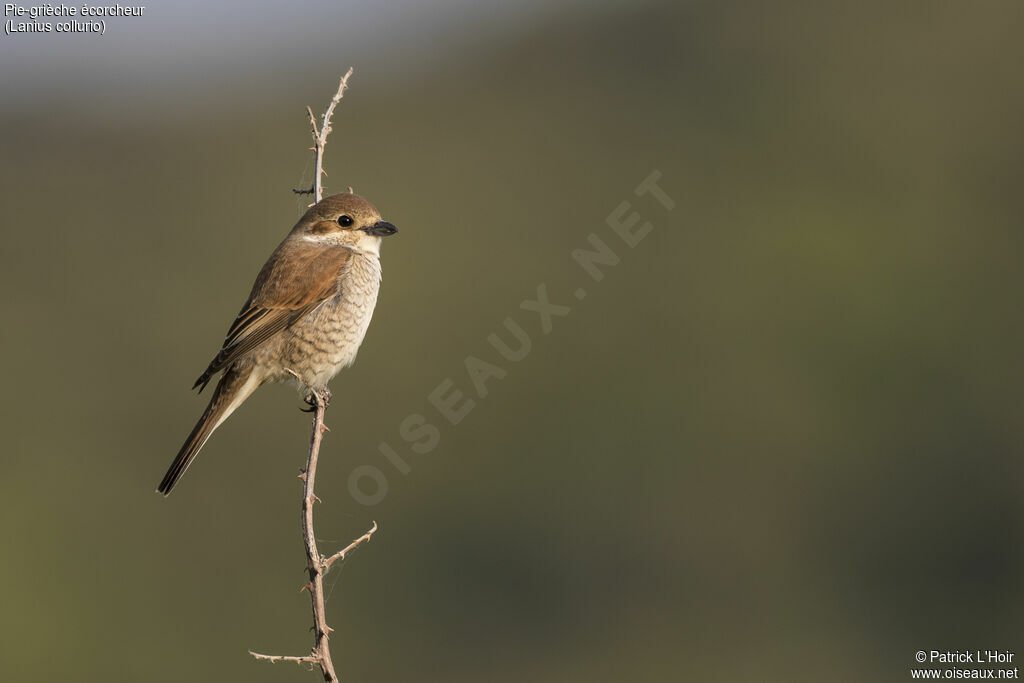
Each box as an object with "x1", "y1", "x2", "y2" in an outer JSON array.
[{"x1": 337, "y1": 215, "x2": 354, "y2": 227}]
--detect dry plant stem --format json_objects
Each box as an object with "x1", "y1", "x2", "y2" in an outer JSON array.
[
  {"x1": 306, "y1": 67, "x2": 354, "y2": 203},
  {"x1": 323, "y1": 520, "x2": 378, "y2": 573},
  {"x1": 302, "y1": 390, "x2": 337, "y2": 681},
  {"x1": 249, "y1": 653, "x2": 318, "y2": 665},
  {"x1": 250, "y1": 70, "x2": 377, "y2": 682},
  {"x1": 248, "y1": 391, "x2": 335, "y2": 679},
  {"x1": 249, "y1": 390, "x2": 377, "y2": 681}
]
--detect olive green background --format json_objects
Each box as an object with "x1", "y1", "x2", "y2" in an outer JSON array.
[{"x1": 2, "y1": 2, "x2": 1022, "y2": 681}]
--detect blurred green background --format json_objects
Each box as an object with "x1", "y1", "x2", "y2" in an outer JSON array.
[{"x1": 2, "y1": 1, "x2": 1023, "y2": 681}]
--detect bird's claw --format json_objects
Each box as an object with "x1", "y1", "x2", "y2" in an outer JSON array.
[
  {"x1": 301, "y1": 388, "x2": 332, "y2": 411},
  {"x1": 301, "y1": 390, "x2": 318, "y2": 412}
]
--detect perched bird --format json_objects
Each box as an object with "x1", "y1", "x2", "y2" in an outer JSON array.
[{"x1": 157, "y1": 193, "x2": 398, "y2": 495}]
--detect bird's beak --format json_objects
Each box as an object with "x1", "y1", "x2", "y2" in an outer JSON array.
[{"x1": 365, "y1": 220, "x2": 398, "y2": 237}]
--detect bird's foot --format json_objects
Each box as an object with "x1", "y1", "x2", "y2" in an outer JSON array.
[{"x1": 301, "y1": 387, "x2": 332, "y2": 412}]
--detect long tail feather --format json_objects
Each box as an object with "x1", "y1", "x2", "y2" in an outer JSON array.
[{"x1": 157, "y1": 367, "x2": 259, "y2": 496}]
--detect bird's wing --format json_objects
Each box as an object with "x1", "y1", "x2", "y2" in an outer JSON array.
[{"x1": 193, "y1": 243, "x2": 352, "y2": 391}]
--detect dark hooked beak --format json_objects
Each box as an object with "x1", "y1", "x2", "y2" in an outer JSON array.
[{"x1": 364, "y1": 220, "x2": 398, "y2": 237}]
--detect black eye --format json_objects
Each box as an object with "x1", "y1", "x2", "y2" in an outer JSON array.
[{"x1": 337, "y1": 215, "x2": 354, "y2": 227}]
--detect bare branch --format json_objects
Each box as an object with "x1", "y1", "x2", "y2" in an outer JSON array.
[
  {"x1": 294, "y1": 68, "x2": 355, "y2": 202},
  {"x1": 323, "y1": 520, "x2": 378, "y2": 574},
  {"x1": 249, "y1": 651, "x2": 319, "y2": 665},
  {"x1": 254, "y1": 72, "x2": 378, "y2": 683},
  {"x1": 306, "y1": 105, "x2": 320, "y2": 138},
  {"x1": 301, "y1": 390, "x2": 338, "y2": 680}
]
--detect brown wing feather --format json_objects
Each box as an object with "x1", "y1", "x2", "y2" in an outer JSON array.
[{"x1": 193, "y1": 243, "x2": 352, "y2": 391}]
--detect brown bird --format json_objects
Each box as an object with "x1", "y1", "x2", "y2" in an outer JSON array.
[{"x1": 157, "y1": 192, "x2": 398, "y2": 495}]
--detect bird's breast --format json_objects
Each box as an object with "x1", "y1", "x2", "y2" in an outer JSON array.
[{"x1": 274, "y1": 253, "x2": 382, "y2": 389}]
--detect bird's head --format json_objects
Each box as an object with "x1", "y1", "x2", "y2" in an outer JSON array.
[{"x1": 292, "y1": 192, "x2": 398, "y2": 254}]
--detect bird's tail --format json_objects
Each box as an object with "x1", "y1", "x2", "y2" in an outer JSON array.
[{"x1": 157, "y1": 366, "x2": 260, "y2": 496}]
